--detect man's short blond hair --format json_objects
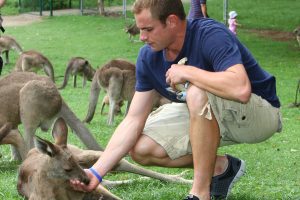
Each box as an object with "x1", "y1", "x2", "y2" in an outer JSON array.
[{"x1": 132, "y1": 0, "x2": 186, "y2": 24}]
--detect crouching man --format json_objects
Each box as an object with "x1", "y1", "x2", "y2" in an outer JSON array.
[{"x1": 71, "y1": 0, "x2": 282, "y2": 199}]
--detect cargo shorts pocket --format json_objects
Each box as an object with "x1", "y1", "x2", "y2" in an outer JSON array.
[{"x1": 221, "y1": 100, "x2": 251, "y2": 128}]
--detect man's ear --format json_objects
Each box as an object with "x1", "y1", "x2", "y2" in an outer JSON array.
[{"x1": 166, "y1": 15, "x2": 178, "y2": 28}]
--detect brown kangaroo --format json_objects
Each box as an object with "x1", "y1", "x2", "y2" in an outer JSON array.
[
  {"x1": 83, "y1": 59, "x2": 171, "y2": 125},
  {"x1": 100, "y1": 94, "x2": 124, "y2": 115},
  {"x1": 59, "y1": 57, "x2": 96, "y2": 89},
  {"x1": 125, "y1": 22, "x2": 140, "y2": 42},
  {"x1": 83, "y1": 59, "x2": 136, "y2": 126},
  {"x1": 293, "y1": 26, "x2": 300, "y2": 47},
  {"x1": 0, "y1": 72, "x2": 101, "y2": 161},
  {"x1": 17, "y1": 118, "x2": 120, "y2": 200},
  {"x1": 14, "y1": 50, "x2": 55, "y2": 82},
  {"x1": 11, "y1": 118, "x2": 192, "y2": 200},
  {"x1": 0, "y1": 35, "x2": 23, "y2": 64}
]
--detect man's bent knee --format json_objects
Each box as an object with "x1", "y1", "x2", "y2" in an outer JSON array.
[
  {"x1": 129, "y1": 135, "x2": 168, "y2": 166},
  {"x1": 186, "y1": 85, "x2": 209, "y2": 116}
]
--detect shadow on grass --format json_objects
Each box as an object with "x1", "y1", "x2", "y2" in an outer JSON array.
[{"x1": 0, "y1": 160, "x2": 20, "y2": 172}]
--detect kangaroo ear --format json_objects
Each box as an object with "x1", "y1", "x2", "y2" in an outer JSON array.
[
  {"x1": 52, "y1": 117, "x2": 68, "y2": 146},
  {"x1": 34, "y1": 136, "x2": 59, "y2": 157}
]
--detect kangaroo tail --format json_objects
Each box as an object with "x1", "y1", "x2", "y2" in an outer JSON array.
[
  {"x1": 83, "y1": 73, "x2": 101, "y2": 123},
  {"x1": 58, "y1": 63, "x2": 73, "y2": 90},
  {"x1": 60, "y1": 101, "x2": 103, "y2": 151}
]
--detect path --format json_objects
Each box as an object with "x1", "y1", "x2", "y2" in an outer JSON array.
[
  {"x1": 2, "y1": 7, "x2": 126, "y2": 27},
  {"x1": 2, "y1": 4, "x2": 294, "y2": 43}
]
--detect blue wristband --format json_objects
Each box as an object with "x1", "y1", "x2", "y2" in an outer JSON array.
[{"x1": 89, "y1": 167, "x2": 103, "y2": 183}]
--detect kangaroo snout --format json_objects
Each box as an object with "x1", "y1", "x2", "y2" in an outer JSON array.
[{"x1": 81, "y1": 175, "x2": 90, "y2": 185}]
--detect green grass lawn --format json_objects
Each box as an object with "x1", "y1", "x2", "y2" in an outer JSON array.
[{"x1": 0, "y1": 0, "x2": 299, "y2": 199}]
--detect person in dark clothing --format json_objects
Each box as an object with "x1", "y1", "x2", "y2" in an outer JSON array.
[
  {"x1": 187, "y1": 0, "x2": 209, "y2": 19},
  {"x1": 0, "y1": 0, "x2": 6, "y2": 75}
]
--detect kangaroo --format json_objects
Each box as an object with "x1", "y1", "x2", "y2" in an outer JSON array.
[
  {"x1": 83, "y1": 59, "x2": 136, "y2": 126},
  {"x1": 0, "y1": 35, "x2": 23, "y2": 64},
  {"x1": 9, "y1": 118, "x2": 192, "y2": 200},
  {"x1": 100, "y1": 94, "x2": 124, "y2": 115},
  {"x1": 17, "y1": 118, "x2": 121, "y2": 200},
  {"x1": 0, "y1": 72, "x2": 101, "y2": 161},
  {"x1": 125, "y1": 22, "x2": 140, "y2": 42},
  {"x1": 59, "y1": 57, "x2": 96, "y2": 89},
  {"x1": 100, "y1": 92, "x2": 171, "y2": 115},
  {"x1": 14, "y1": 50, "x2": 55, "y2": 82},
  {"x1": 293, "y1": 26, "x2": 300, "y2": 47},
  {"x1": 84, "y1": 59, "x2": 171, "y2": 125},
  {"x1": 152, "y1": 91, "x2": 172, "y2": 110}
]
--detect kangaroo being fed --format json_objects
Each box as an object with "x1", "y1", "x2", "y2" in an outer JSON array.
[
  {"x1": 14, "y1": 50, "x2": 55, "y2": 82},
  {"x1": 83, "y1": 59, "x2": 136, "y2": 126},
  {"x1": 12, "y1": 118, "x2": 192, "y2": 200},
  {"x1": 17, "y1": 118, "x2": 120, "y2": 200},
  {"x1": 59, "y1": 57, "x2": 96, "y2": 89},
  {"x1": 0, "y1": 35, "x2": 23, "y2": 65},
  {"x1": 0, "y1": 72, "x2": 101, "y2": 161}
]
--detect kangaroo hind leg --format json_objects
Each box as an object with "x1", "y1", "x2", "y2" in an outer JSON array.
[{"x1": 19, "y1": 79, "x2": 62, "y2": 151}]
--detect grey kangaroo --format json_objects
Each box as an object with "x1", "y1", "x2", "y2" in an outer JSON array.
[
  {"x1": 293, "y1": 26, "x2": 300, "y2": 47},
  {"x1": 17, "y1": 118, "x2": 120, "y2": 200},
  {"x1": 59, "y1": 57, "x2": 96, "y2": 89},
  {"x1": 83, "y1": 59, "x2": 136, "y2": 126},
  {"x1": 100, "y1": 94, "x2": 124, "y2": 115},
  {"x1": 125, "y1": 22, "x2": 140, "y2": 42},
  {"x1": 83, "y1": 59, "x2": 171, "y2": 125},
  {"x1": 0, "y1": 72, "x2": 101, "y2": 161},
  {"x1": 14, "y1": 50, "x2": 55, "y2": 82},
  {"x1": 9, "y1": 118, "x2": 192, "y2": 200},
  {"x1": 0, "y1": 35, "x2": 23, "y2": 64}
]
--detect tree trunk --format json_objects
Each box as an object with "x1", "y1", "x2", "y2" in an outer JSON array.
[{"x1": 98, "y1": 0, "x2": 105, "y2": 15}]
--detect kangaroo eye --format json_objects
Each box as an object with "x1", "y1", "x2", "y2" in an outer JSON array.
[{"x1": 64, "y1": 168, "x2": 73, "y2": 172}]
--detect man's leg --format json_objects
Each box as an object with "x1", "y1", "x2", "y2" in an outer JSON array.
[
  {"x1": 186, "y1": 86, "x2": 220, "y2": 200},
  {"x1": 129, "y1": 101, "x2": 243, "y2": 199},
  {"x1": 130, "y1": 134, "x2": 228, "y2": 171}
]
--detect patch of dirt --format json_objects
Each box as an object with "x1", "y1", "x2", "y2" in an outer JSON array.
[
  {"x1": 3, "y1": 13, "x2": 43, "y2": 27},
  {"x1": 247, "y1": 29, "x2": 296, "y2": 42},
  {"x1": 2, "y1": 11, "x2": 297, "y2": 44},
  {"x1": 1, "y1": 7, "x2": 128, "y2": 27}
]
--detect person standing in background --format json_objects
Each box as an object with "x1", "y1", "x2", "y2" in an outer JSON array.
[
  {"x1": 187, "y1": 0, "x2": 208, "y2": 19},
  {"x1": 228, "y1": 10, "x2": 241, "y2": 35},
  {"x1": 0, "y1": 0, "x2": 5, "y2": 7},
  {"x1": 0, "y1": 0, "x2": 5, "y2": 75}
]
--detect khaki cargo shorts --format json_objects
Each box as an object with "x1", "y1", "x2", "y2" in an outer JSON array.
[{"x1": 143, "y1": 93, "x2": 282, "y2": 160}]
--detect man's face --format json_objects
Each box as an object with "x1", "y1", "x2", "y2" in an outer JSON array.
[{"x1": 135, "y1": 9, "x2": 172, "y2": 51}]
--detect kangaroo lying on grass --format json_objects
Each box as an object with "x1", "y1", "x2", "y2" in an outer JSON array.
[
  {"x1": 14, "y1": 50, "x2": 55, "y2": 82},
  {"x1": 84, "y1": 59, "x2": 171, "y2": 125},
  {"x1": 59, "y1": 57, "x2": 96, "y2": 89},
  {"x1": 0, "y1": 35, "x2": 23, "y2": 65},
  {"x1": 0, "y1": 72, "x2": 101, "y2": 161},
  {"x1": 83, "y1": 59, "x2": 136, "y2": 126},
  {"x1": 16, "y1": 118, "x2": 120, "y2": 200},
  {"x1": 2, "y1": 118, "x2": 192, "y2": 199}
]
